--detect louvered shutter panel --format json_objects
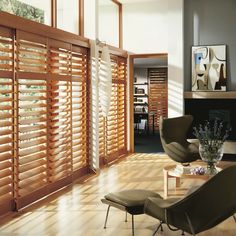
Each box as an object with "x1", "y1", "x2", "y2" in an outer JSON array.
[
  {"x1": 17, "y1": 79, "x2": 48, "y2": 197},
  {"x1": 99, "y1": 113, "x2": 105, "y2": 160},
  {"x1": 148, "y1": 68, "x2": 168, "y2": 132},
  {"x1": 0, "y1": 27, "x2": 14, "y2": 72},
  {"x1": 105, "y1": 57, "x2": 119, "y2": 161},
  {"x1": 0, "y1": 26, "x2": 14, "y2": 214},
  {"x1": 106, "y1": 82, "x2": 119, "y2": 159},
  {"x1": 0, "y1": 22, "x2": 90, "y2": 215},
  {"x1": 15, "y1": 32, "x2": 48, "y2": 206},
  {"x1": 117, "y1": 58, "x2": 127, "y2": 153},
  {"x1": 100, "y1": 56, "x2": 127, "y2": 164},
  {"x1": 17, "y1": 35, "x2": 47, "y2": 74},
  {"x1": 71, "y1": 45, "x2": 88, "y2": 172},
  {"x1": 48, "y1": 40, "x2": 72, "y2": 183}
]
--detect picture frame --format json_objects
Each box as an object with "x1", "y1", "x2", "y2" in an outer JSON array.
[{"x1": 191, "y1": 45, "x2": 227, "y2": 91}]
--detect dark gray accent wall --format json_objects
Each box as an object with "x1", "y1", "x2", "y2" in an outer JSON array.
[{"x1": 184, "y1": 0, "x2": 236, "y2": 91}]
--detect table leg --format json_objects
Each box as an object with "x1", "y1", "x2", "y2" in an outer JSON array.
[
  {"x1": 176, "y1": 177, "x2": 181, "y2": 187},
  {"x1": 163, "y1": 169, "x2": 168, "y2": 198}
]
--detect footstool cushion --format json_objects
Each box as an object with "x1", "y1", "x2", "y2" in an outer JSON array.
[{"x1": 102, "y1": 189, "x2": 162, "y2": 215}]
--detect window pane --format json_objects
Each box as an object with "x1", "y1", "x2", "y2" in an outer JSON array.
[
  {"x1": 57, "y1": 0, "x2": 79, "y2": 35},
  {"x1": 0, "y1": 0, "x2": 51, "y2": 25},
  {"x1": 99, "y1": 0, "x2": 119, "y2": 47},
  {"x1": 84, "y1": 0, "x2": 96, "y2": 40}
]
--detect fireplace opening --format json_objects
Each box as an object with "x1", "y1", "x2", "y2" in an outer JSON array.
[
  {"x1": 185, "y1": 99, "x2": 236, "y2": 140},
  {"x1": 209, "y1": 109, "x2": 231, "y2": 129}
]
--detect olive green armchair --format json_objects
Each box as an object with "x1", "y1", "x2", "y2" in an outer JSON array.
[
  {"x1": 159, "y1": 115, "x2": 199, "y2": 164},
  {"x1": 144, "y1": 165, "x2": 236, "y2": 235}
]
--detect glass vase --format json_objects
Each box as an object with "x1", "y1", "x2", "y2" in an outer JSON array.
[{"x1": 199, "y1": 143, "x2": 224, "y2": 175}]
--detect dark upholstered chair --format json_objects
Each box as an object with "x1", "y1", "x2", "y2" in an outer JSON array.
[
  {"x1": 159, "y1": 115, "x2": 199, "y2": 164},
  {"x1": 101, "y1": 189, "x2": 162, "y2": 236},
  {"x1": 144, "y1": 165, "x2": 236, "y2": 235}
]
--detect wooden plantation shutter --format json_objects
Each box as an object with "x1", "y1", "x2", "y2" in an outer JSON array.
[
  {"x1": 15, "y1": 31, "x2": 48, "y2": 207},
  {"x1": 148, "y1": 68, "x2": 168, "y2": 132},
  {"x1": 17, "y1": 78, "x2": 48, "y2": 198},
  {"x1": 117, "y1": 58, "x2": 127, "y2": 153},
  {"x1": 48, "y1": 39, "x2": 73, "y2": 186},
  {"x1": 71, "y1": 45, "x2": 88, "y2": 175},
  {"x1": 100, "y1": 55, "x2": 127, "y2": 164},
  {"x1": 8, "y1": 31, "x2": 89, "y2": 210},
  {"x1": 0, "y1": 19, "x2": 90, "y2": 214},
  {"x1": 99, "y1": 112, "x2": 106, "y2": 161},
  {"x1": 0, "y1": 26, "x2": 14, "y2": 215},
  {"x1": 106, "y1": 81, "x2": 119, "y2": 160}
]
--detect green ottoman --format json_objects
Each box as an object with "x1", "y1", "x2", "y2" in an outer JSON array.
[{"x1": 101, "y1": 189, "x2": 162, "y2": 236}]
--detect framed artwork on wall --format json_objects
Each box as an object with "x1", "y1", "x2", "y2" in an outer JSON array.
[{"x1": 191, "y1": 45, "x2": 227, "y2": 91}]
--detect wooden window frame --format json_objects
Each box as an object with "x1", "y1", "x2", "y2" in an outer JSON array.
[
  {"x1": 0, "y1": 0, "x2": 123, "y2": 48},
  {"x1": 111, "y1": 0, "x2": 123, "y2": 49}
]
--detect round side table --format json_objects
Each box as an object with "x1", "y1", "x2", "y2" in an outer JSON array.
[{"x1": 163, "y1": 164, "x2": 211, "y2": 198}]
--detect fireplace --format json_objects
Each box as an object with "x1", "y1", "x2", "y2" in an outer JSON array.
[{"x1": 185, "y1": 98, "x2": 236, "y2": 140}]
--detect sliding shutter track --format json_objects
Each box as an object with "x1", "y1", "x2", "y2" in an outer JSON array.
[
  {"x1": 15, "y1": 31, "x2": 48, "y2": 206},
  {"x1": 0, "y1": 26, "x2": 14, "y2": 214}
]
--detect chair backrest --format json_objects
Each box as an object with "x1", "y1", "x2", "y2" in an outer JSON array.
[
  {"x1": 159, "y1": 115, "x2": 193, "y2": 147},
  {"x1": 168, "y1": 165, "x2": 236, "y2": 234}
]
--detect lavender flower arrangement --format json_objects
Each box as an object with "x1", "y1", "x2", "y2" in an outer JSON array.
[
  {"x1": 193, "y1": 119, "x2": 230, "y2": 149},
  {"x1": 193, "y1": 119, "x2": 230, "y2": 165},
  {"x1": 190, "y1": 166, "x2": 205, "y2": 175}
]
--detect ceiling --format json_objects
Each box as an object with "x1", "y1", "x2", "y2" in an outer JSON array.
[{"x1": 134, "y1": 57, "x2": 167, "y2": 68}]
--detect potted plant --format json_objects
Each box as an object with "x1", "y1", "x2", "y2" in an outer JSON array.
[{"x1": 193, "y1": 119, "x2": 230, "y2": 175}]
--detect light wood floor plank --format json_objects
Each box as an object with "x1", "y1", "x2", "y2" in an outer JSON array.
[{"x1": 0, "y1": 153, "x2": 235, "y2": 235}]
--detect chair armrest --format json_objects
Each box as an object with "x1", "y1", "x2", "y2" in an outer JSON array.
[
  {"x1": 146, "y1": 197, "x2": 180, "y2": 209},
  {"x1": 144, "y1": 197, "x2": 181, "y2": 222}
]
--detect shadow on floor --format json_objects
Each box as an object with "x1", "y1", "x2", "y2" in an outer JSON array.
[{"x1": 134, "y1": 133, "x2": 164, "y2": 153}]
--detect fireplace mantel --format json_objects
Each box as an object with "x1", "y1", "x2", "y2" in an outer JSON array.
[{"x1": 184, "y1": 91, "x2": 236, "y2": 99}]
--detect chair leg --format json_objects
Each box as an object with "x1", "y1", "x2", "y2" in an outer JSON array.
[
  {"x1": 160, "y1": 221, "x2": 163, "y2": 232},
  {"x1": 181, "y1": 230, "x2": 185, "y2": 235},
  {"x1": 104, "y1": 205, "x2": 110, "y2": 229},
  {"x1": 131, "y1": 215, "x2": 134, "y2": 236},
  {"x1": 153, "y1": 221, "x2": 163, "y2": 236},
  {"x1": 125, "y1": 211, "x2": 128, "y2": 222},
  {"x1": 185, "y1": 213, "x2": 195, "y2": 236}
]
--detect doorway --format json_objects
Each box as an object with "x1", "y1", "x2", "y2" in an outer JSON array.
[{"x1": 129, "y1": 54, "x2": 168, "y2": 153}]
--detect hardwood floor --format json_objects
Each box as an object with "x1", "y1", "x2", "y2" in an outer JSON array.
[{"x1": 0, "y1": 153, "x2": 235, "y2": 236}]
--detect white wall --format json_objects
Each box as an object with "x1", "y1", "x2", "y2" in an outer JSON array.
[
  {"x1": 167, "y1": 0, "x2": 184, "y2": 117},
  {"x1": 123, "y1": 0, "x2": 184, "y2": 117},
  {"x1": 99, "y1": 3, "x2": 119, "y2": 47},
  {"x1": 123, "y1": 0, "x2": 168, "y2": 54}
]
